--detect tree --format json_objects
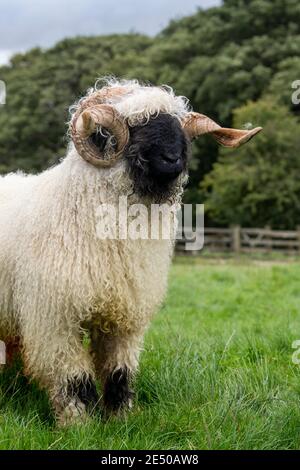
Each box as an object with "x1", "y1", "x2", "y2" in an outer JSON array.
[{"x1": 201, "y1": 99, "x2": 300, "y2": 229}]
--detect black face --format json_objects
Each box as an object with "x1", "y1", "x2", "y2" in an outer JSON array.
[
  {"x1": 90, "y1": 113, "x2": 190, "y2": 200},
  {"x1": 124, "y1": 114, "x2": 189, "y2": 200}
]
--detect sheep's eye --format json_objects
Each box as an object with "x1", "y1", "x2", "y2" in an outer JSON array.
[
  {"x1": 90, "y1": 132, "x2": 107, "y2": 152},
  {"x1": 90, "y1": 129, "x2": 117, "y2": 153}
]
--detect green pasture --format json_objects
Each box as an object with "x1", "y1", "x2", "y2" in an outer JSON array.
[{"x1": 1, "y1": 256, "x2": 300, "y2": 450}]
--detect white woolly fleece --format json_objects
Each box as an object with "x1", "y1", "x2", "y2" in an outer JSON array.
[{"x1": 0, "y1": 79, "x2": 186, "y2": 410}]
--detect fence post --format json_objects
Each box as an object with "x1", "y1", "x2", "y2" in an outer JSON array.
[
  {"x1": 265, "y1": 225, "x2": 271, "y2": 253},
  {"x1": 297, "y1": 226, "x2": 300, "y2": 254},
  {"x1": 231, "y1": 225, "x2": 241, "y2": 253}
]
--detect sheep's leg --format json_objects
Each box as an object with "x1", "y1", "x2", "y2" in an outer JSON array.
[
  {"x1": 90, "y1": 328, "x2": 144, "y2": 414},
  {"x1": 103, "y1": 365, "x2": 134, "y2": 414},
  {"x1": 21, "y1": 327, "x2": 99, "y2": 425},
  {"x1": 52, "y1": 374, "x2": 99, "y2": 426}
]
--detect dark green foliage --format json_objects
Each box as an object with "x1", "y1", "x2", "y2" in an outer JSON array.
[
  {"x1": 202, "y1": 99, "x2": 300, "y2": 228},
  {"x1": 0, "y1": 0, "x2": 299, "y2": 227}
]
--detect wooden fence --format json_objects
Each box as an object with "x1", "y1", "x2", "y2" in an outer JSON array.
[{"x1": 176, "y1": 226, "x2": 300, "y2": 255}]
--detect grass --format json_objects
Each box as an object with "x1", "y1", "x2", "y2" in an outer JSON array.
[{"x1": 1, "y1": 256, "x2": 300, "y2": 449}]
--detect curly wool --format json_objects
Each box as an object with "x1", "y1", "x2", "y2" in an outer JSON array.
[
  {"x1": 69, "y1": 77, "x2": 191, "y2": 129},
  {"x1": 0, "y1": 79, "x2": 186, "y2": 392}
]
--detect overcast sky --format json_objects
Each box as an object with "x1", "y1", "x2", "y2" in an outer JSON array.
[{"x1": 0, "y1": 0, "x2": 220, "y2": 65}]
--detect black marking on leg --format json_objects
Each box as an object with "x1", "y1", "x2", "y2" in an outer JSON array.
[
  {"x1": 103, "y1": 366, "x2": 134, "y2": 412},
  {"x1": 67, "y1": 375, "x2": 99, "y2": 411}
]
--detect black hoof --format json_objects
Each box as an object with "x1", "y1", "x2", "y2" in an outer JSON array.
[
  {"x1": 103, "y1": 367, "x2": 134, "y2": 413},
  {"x1": 66, "y1": 375, "x2": 99, "y2": 412}
]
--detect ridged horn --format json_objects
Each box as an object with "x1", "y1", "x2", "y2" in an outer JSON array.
[
  {"x1": 70, "y1": 86, "x2": 131, "y2": 167},
  {"x1": 182, "y1": 112, "x2": 262, "y2": 148},
  {"x1": 71, "y1": 104, "x2": 129, "y2": 167}
]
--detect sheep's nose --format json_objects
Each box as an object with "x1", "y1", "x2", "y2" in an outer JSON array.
[
  {"x1": 158, "y1": 154, "x2": 184, "y2": 180},
  {"x1": 161, "y1": 154, "x2": 181, "y2": 164}
]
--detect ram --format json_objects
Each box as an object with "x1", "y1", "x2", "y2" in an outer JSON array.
[{"x1": 0, "y1": 78, "x2": 261, "y2": 424}]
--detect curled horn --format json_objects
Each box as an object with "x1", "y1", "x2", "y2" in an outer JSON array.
[
  {"x1": 71, "y1": 87, "x2": 130, "y2": 167},
  {"x1": 182, "y1": 112, "x2": 262, "y2": 148}
]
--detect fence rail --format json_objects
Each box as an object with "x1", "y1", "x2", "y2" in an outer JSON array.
[{"x1": 176, "y1": 225, "x2": 300, "y2": 255}]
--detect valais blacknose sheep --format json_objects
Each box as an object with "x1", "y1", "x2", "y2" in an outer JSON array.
[{"x1": 0, "y1": 78, "x2": 261, "y2": 424}]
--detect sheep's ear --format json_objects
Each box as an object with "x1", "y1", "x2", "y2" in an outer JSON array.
[{"x1": 182, "y1": 112, "x2": 262, "y2": 148}]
